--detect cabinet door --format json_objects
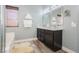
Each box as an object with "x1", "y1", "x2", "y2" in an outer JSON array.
[
  {"x1": 53, "y1": 30, "x2": 62, "y2": 51},
  {"x1": 40, "y1": 29, "x2": 44, "y2": 42},
  {"x1": 44, "y1": 30, "x2": 53, "y2": 48},
  {"x1": 37, "y1": 28, "x2": 41, "y2": 40},
  {"x1": 37, "y1": 28, "x2": 44, "y2": 42}
]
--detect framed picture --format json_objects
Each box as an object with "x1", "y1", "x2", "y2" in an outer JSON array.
[
  {"x1": 5, "y1": 5, "x2": 19, "y2": 27},
  {"x1": 24, "y1": 20, "x2": 32, "y2": 27}
]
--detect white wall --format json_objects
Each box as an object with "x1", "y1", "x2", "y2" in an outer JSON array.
[
  {"x1": 0, "y1": 5, "x2": 5, "y2": 52},
  {"x1": 6, "y1": 5, "x2": 42, "y2": 40},
  {"x1": 0, "y1": 5, "x2": 1, "y2": 52},
  {"x1": 63, "y1": 5, "x2": 78, "y2": 52}
]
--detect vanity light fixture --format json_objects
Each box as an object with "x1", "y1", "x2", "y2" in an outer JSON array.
[{"x1": 40, "y1": 5, "x2": 62, "y2": 15}]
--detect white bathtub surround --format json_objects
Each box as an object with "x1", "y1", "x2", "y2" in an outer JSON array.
[{"x1": 5, "y1": 32, "x2": 15, "y2": 52}]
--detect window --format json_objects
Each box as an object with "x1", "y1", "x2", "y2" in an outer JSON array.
[{"x1": 5, "y1": 5, "x2": 19, "y2": 27}]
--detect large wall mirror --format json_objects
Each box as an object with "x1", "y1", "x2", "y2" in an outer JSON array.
[{"x1": 41, "y1": 5, "x2": 63, "y2": 28}]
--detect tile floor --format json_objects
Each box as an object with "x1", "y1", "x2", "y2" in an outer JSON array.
[{"x1": 10, "y1": 39, "x2": 66, "y2": 53}]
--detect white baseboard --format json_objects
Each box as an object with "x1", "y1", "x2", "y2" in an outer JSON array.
[
  {"x1": 62, "y1": 46, "x2": 76, "y2": 53},
  {"x1": 14, "y1": 37, "x2": 37, "y2": 43}
]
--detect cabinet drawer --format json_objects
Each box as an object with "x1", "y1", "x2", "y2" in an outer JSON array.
[{"x1": 44, "y1": 30, "x2": 53, "y2": 34}]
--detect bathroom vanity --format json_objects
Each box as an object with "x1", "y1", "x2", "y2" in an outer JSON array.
[{"x1": 37, "y1": 27, "x2": 62, "y2": 51}]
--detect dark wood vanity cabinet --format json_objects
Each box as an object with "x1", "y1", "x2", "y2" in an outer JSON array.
[
  {"x1": 37, "y1": 29, "x2": 45, "y2": 43},
  {"x1": 37, "y1": 28, "x2": 62, "y2": 51}
]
